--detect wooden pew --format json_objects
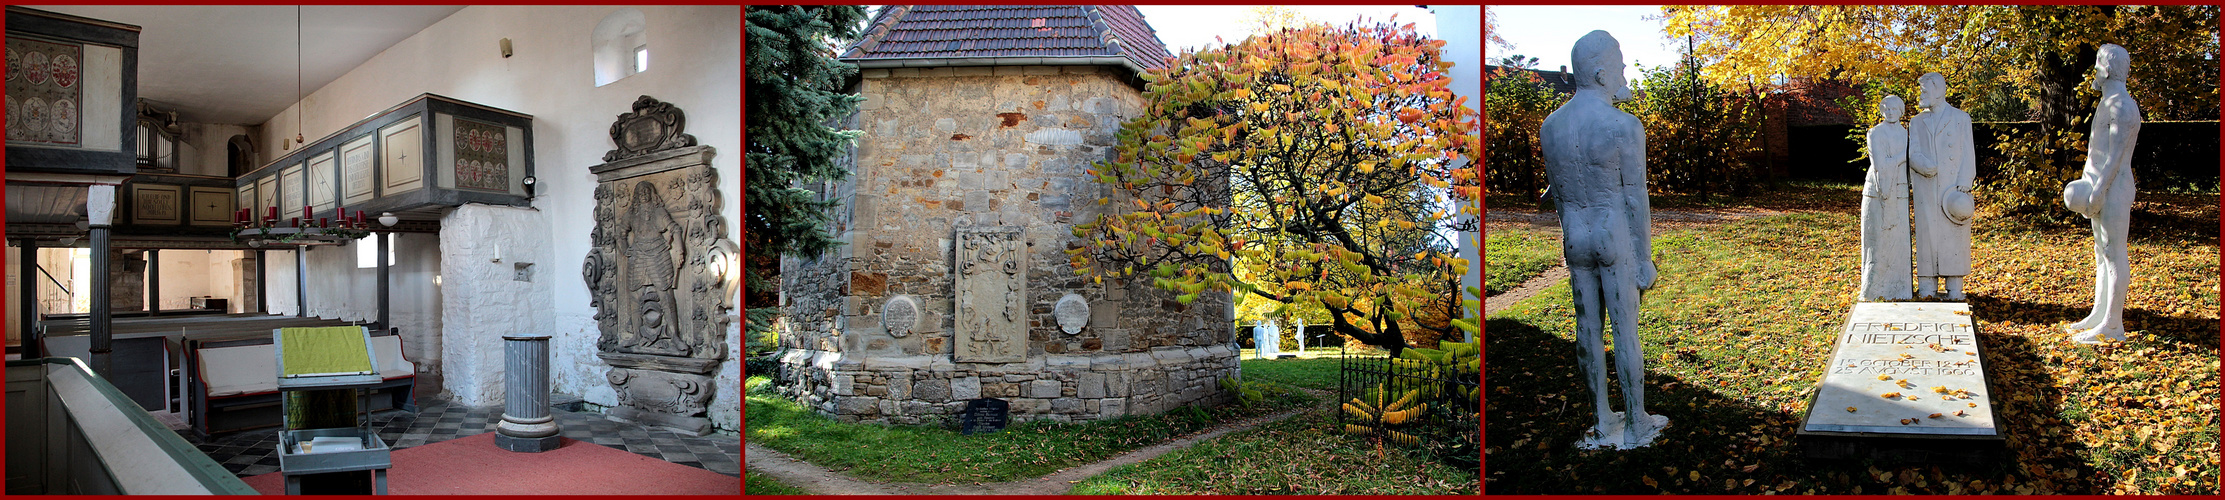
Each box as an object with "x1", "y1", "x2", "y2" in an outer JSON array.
[{"x1": 184, "y1": 330, "x2": 418, "y2": 439}]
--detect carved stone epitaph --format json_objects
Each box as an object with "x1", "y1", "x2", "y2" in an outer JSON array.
[
  {"x1": 884, "y1": 295, "x2": 920, "y2": 337},
  {"x1": 954, "y1": 226, "x2": 1026, "y2": 363},
  {"x1": 1054, "y1": 293, "x2": 1090, "y2": 334},
  {"x1": 603, "y1": 95, "x2": 699, "y2": 163},
  {"x1": 583, "y1": 96, "x2": 735, "y2": 435}
]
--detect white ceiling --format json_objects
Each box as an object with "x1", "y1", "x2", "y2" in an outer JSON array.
[{"x1": 26, "y1": 5, "x2": 465, "y2": 125}]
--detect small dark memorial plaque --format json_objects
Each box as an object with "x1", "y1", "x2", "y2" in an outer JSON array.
[{"x1": 959, "y1": 398, "x2": 1010, "y2": 435}]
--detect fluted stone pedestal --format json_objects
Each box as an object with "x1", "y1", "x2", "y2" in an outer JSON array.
[{"x1": 496, "y1": 335, "x2": 562, "y2": 452}]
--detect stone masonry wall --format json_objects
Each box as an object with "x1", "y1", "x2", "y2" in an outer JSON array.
[{"x1": 777, "y1": 65, "x2": 1236, "y2": 425}]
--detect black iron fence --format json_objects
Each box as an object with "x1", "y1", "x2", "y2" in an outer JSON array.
[{"x1": 1337, "y1": 350, "x2": 1479, "y2": 468}]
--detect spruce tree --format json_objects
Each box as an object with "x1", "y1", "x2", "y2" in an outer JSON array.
[{"x1": 744, "y1": 5, "x2": 867, "y2": 346}]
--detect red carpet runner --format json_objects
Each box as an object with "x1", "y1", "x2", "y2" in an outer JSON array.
[{"x1": 242, "y1": 433, "x2": 738, "y2": 495}]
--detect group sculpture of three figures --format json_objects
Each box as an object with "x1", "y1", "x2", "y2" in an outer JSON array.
[{"x1": 1532, "y1": 30, "x2": 2142, "y2": 450}]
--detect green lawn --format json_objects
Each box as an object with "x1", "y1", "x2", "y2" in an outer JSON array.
[
  {"x1": 745, "y1": 375, "x2": 1316, "y2": 485},
  {"x1": 1238, "y1": 355, "x2": 1344, "y2": 390},
  {"x1": 1068, "y1": 408, "x2": 1479, "y2": 495},
  {"x1": 1485, "y1": 205, "x2": 2218, "y2": 494},
  {"x1": 744, "y1": 470, "x2": 806, "y2": 495},
  {"x1": 1485, "y1": 227, "x2": 1560, "y2": 296}
]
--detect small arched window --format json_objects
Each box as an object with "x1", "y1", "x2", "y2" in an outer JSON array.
[{"x1": 592, "y1": 8, "x2": 648, "y2": 87}]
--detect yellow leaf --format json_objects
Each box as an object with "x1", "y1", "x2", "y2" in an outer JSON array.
[{"x1": 1689, "y1": 470, "x2": 1700, "y2": 482}]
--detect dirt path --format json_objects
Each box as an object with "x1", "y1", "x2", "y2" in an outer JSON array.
[
  {"x1": 1485, "y1": 266, "x2": 1568, "y2": 317},
  {"x1": 746, "y1": 390, "x2": 1331, "y2": 495}
]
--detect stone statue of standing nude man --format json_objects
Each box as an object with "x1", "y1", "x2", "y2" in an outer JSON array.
[
  {"x1": 1908, "y1": 73, "x2": 1976, "y2": 300},
  {"x1": 2063, "y1": 43, "x2": 2141, "y2": 344},
  {"x1": 1858, "y1": 96, "x2": 1914, "y2": 301},
  {"x1": 1539, "y1": 30, "x2": 1666, "y2": 450}
]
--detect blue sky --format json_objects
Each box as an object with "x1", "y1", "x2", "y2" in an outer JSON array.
[
  {"x1": 1488, "y1": 5, "x2": 1683, "y2": 73},
  {"x1": 1136, "y1": 5, "x2": 1441, "y2": 53}
]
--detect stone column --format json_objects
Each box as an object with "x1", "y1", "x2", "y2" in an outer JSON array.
[
  {"x1": 496, "y1": 335, "x2": 561, "y2": 452},
  {"x1": 88, "y1": 185, "x2": 115, "y2": 378}
]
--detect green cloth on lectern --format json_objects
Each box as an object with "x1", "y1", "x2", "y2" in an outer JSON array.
[{"x1": 279, "y1": 327, "x2": 373, "y2": 376}]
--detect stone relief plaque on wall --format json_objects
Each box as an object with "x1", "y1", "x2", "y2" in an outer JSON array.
[
  {"x1": 884, "y1": 295, "x2": 920, "y2": 337},
  {"x1": 954, "y1": 226, "x2": 1026, "y2": 363},
  {"x1": 1055, "y1": 293, "x2": 1090, "y2": 334},
  {"x1": 582, "y1": 96, "x2": 734, "y2": 436}
]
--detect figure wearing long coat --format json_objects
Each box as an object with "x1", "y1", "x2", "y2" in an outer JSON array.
[{"x1": 1908, "y1": 82, "x2": 1976, "y2": 290}]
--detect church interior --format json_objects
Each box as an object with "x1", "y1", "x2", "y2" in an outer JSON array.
[{"x1": 4, "y1": 5, "x2": 740, "y2": 494}]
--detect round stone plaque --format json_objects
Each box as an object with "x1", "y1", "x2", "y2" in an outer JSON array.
[
  {"x1": 883, "y1": 295, "x2": 920, "y2": 337},
  {"x1": 1054, "y1": 293, "x2": 1090, "y2": 334}
]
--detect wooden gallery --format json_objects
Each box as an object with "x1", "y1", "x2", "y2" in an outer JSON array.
[{"x1": 3, "y1": 5, "x2": 740, "y2": 495}]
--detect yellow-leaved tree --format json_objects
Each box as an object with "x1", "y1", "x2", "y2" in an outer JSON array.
[
  {"x1": 1663, "y1": 5, "x2": 2218, "y2": 213},
  {"x1": 1069, "y1": 19, "x2": 1480, "y2": 357}
]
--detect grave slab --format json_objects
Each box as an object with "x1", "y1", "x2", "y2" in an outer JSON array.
[{"x1": 1800, "y1": 302, "x2": 2004, "y2": 461}]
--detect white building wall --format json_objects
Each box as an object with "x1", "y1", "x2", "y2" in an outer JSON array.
[{"x1": 251, "y1": 5, "x2": 740, "y2": 430}]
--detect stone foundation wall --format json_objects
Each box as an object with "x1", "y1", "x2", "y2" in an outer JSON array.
[
  {"x1": 777, "y1": 346, "x2": 1236, "y2": 425},
  {"x1": 775, "y1": 65, "x2": 1235, "y2": 424}
]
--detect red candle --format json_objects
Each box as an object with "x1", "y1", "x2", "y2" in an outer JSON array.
[
  {"x1": 303, "y1": 205, "x2": 314, "y2": 220},
  {"x1": 289, "y1": 217, "x2": 299, "y2": 227},
  {"x1": 268, "y1": 206, "x2": 279, "y2": 220},
  {"x1": 319, "y1": 217, "x2": 330, "y2": 228}
]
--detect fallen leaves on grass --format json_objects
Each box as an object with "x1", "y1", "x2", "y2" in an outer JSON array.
[{"x1": 1486, "y1": 203, "x2": 2218, "y2": 495}]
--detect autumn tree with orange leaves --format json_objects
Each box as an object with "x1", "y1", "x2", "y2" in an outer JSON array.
[{"x1": 1069, "y1": 19, "x2": 1480, "y2": 357}]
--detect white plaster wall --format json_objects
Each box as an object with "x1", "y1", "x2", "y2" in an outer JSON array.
[
  {"x1": 247, "y1": 5, "x2": 740, "y2": 430},
  {"x1": 181, "y1": 122, "x2": 256, "y2": 177},
  {"x1": 438, "y1": 204, "x2": 551, "y2": 406},
  {"x1": 150, "y1": 250, "x2": 214, "y2": 310},
  {"x1": 275, "y1": 233, "x2": 446, "y2": 378}
]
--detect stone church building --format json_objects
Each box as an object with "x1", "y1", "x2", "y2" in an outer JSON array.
[
  {"x1": 776, "y1": 5, "x2": 1238, "y2": 426},
  {"x1": 4, "y1": 6, "x2": 739, "y2": 492}
]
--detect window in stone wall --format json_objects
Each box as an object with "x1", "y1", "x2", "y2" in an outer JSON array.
[{"x1": 592, "y1": 8, "x2": 649, "y2": 87}]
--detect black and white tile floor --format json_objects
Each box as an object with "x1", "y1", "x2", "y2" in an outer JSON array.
[{"x1": 173, "y1": 399, "x2": 740, "y2": 478}]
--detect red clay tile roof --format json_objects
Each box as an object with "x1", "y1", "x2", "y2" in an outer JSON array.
[{"x1": 842, "y1": 5, "x2": 1173, "y2": 73}]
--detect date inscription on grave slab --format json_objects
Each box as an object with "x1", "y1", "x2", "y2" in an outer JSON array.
[{"x1": 1804, "y1": 302, "x2": 1998, "y2": 436}]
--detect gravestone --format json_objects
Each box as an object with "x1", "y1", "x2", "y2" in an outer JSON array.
[
  {"x1": 581, "y1": 96, "x2": 738, "y2": 436},
  {"x1": 953, "y1": 226, "x2": 1026, "y2": 363},
  {"x1": 959, "y1": 398, "x2": 1010, "y2": 435},
  {"x1": 1799, "y1": 302, "x2": 2003, "y2": 461}
]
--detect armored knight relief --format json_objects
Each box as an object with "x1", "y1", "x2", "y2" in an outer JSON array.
[
  {"x1": 583, "y1": 96, "x2": 734, "y2": 435},
  {"x1": 954, "y1": 226, "x2": 1026, "y2": 363}
]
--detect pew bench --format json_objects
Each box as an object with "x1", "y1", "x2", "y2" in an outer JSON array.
[{"x1": 186, "y1": 332, "x2": 418, "y2": 439}]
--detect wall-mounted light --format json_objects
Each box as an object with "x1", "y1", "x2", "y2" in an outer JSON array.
[
  {"x1": 500, "y1": 38, "x2": 513, "y2": 58},
  {"x1": 58, "y1": 237, "x2": 76, "y2": 246},
  {"x1": 521, "y1": 175, "x2": 537, "y2": 197},
  {"x1": 379, "y1": 212, "x2": 399, "y2": 227}
]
